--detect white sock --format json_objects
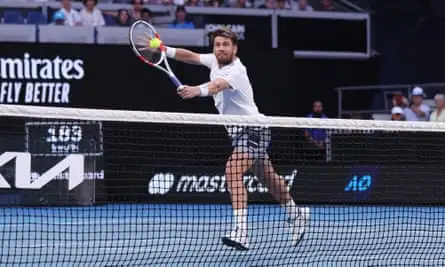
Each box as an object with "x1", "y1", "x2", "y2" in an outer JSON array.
[
  {"x1": 282, "y1": 199, "x2": 298, "y2": 220},
  {"x1": 233, "y1": 208, "x2": 247, "y2": 232}
]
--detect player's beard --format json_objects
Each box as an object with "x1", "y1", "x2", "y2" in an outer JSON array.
[{"x1": 216, "y1": 52, "x2": 233, "y2": 65}]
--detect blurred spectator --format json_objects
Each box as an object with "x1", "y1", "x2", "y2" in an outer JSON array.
[
  {"x1": 52, "y1": 11, "x2": 66, "y2": 26},
  {"x1": 276, "y1": 0, "x2": 290, "y2": 10},
  {"x1": 258, "y1": 0, "x2": 274, "y2": 9},
  {"x1": 304, "y1": 101, "x2": 327, "y2": 150},
  {"x1": 141, "y1": 8, "x2": 152, "y2": 23},
  {"x1": 303, "y1": 101, "x2": 327, "y2": 162},
  {"x1": 59, "y1": 0, "x2": 82, "y2": 26},
  {"x1": 206, "y1": 0, "x2": 223, "y2": 7},
  {"x1": 168, "y1": 6, "x2": 195, "y2": 29},
  {"x1": 173, "y1": 0, "x2": 185, "y2": 5},
  {"x1": 114, "y1": 0, "x2": 151, "y2": 2},
  {"x1": 116, "y1": 9, "x2": 131, "y2": 26},
  {"x1": 295, "y1": 0, "x2": 313, "y2": 11},
  {"x1": 392, "y1": 92, "x2": 409, "y2": 109},
  {"x1": 229, "y1": 0, "x2": 252, "y2": 8},
  {"x1": 80, "y1": 0, "x2": 105, "y2": 27},
  {"x1": 404, "y1": 87, "x2": 430, "y2": 121},
  {"x1": 430, "y1": 93, "x2": 445, "y2": 122},
  {"x1": 391, "y1": 106, "x2": 405, "y2": 121},
  {"x1": 319, "y1": 0, "x2": 335, "y2": 10},
  {"x1": 204, "y1": 0, "x2": 221, "y2": 7},
  {"x1": 105, "y1": 0, "x2": 147, "y2": 24},
  {"x1": 130, "y1": 0, "x2": 143, "y2": 21},
  {"x1": 186, "y1": 0, "x2": 204, "y2": 7}
]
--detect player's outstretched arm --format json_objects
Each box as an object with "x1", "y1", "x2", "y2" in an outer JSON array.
[
  {"x1": 178, "y1": 78, "x2": 230, "y2": 99},
  {"x1": 165, "y1": 46, "x2": 201, "y2": 65}
]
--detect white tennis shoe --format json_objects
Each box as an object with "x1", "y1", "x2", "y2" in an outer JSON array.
[
  {"x1": 288, "y1": 207, "x2": 310, "y2": 246},
  {"x1": 221, "y1": 228, "x2": 249, "y2": 251}
]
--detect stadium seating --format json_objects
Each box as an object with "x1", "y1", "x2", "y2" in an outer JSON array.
[
  {"x1": 26, "y1": 11, "x2": 47, "y2": 25},
  {"x1": 103, "y1": 14, "x2": 116, "y2": 26},
  {"x1": 3, "y1": 11, "x2": 25, "y2": 24}
]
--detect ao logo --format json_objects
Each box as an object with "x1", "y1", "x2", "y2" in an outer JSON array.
[{"x1": 148, "y1": 173, "x2": 175, "y2": 195}]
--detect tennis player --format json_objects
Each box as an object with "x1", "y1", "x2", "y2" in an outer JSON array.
[{"x1": 163, "y1": 28, "x2": 309, "y2": 250}]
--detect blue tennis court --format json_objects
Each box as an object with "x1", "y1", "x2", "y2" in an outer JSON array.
[{"x1": 1, "y1": 204, "x2": 445, "y2": 267}]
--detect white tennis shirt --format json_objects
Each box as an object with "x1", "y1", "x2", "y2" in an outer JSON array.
[{"x1": 199, "y1": 54, "x2": 261, "y2": 116}]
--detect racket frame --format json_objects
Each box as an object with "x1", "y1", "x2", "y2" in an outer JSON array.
[{"x1": 129, "y1": 20, "x2": 182, "y2": 88}]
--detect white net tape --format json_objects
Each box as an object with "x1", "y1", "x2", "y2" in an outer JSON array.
[{"x1": 0, "y1": 104, "x2": 444, "y2": 132}]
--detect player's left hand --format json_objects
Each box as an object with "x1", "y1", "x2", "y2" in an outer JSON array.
[{"x1": 177, "y1": 86, "x2": 201, "y2": 99}]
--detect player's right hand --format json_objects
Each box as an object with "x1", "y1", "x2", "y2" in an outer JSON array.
[{"x1": 177, "y1": 86, "x2": 200, "y2": 99}]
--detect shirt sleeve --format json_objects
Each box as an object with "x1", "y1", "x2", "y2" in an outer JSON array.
[
  {"x1": 74, "y1": 11, "x2": 82, "y2": 23},
  {"x1": 430, "y1": 111, "x2": 436, "y2": 121},
  {"x1": 97, "y1": 11, "x2": 105, "y2": 26},
  {"x1": 199, "y1": 54, "x2": 215, "y2": 69},
  {"x1": 214, "y1": 64, "x2": 248, "y2": 91}
]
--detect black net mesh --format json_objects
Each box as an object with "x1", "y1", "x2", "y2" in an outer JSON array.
[{"x1": 0, "y1": 107, "x2": 445, "y2": 266}]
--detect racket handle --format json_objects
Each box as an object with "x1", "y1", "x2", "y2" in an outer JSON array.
[{"x1": 170, "y1": 75, "x2": 182, "y2": 88}]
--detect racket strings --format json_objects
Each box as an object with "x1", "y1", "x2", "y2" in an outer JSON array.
[{"x1": 131, "y1": 23, "x2": 162, "y2": 64}]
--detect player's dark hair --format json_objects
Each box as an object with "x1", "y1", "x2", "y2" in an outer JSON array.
[{"x1": 210, "y1": 28, "x2": 238, "y2": 45}]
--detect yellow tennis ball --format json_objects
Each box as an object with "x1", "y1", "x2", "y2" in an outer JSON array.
[{"x1": 149, "y1": 38, "x2": 161, "y2": 49}]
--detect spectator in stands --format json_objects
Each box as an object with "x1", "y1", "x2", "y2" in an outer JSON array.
[
  {"x1": 204, "y1": 0, "x2": 222, "y2": 6},
  {"x1": 404, "y1": 87, "x2": 430, "y2": 121},
  {"x1": 294, "y1": 0, "x2": 314, "y2": 11},
  {"x1": 392, "y1": 92, "x2": 409, "y2": 109},
  {"x1": 319, "y1": 0, "x2": 335, "y2": 10},
  {"x1": 430, "y1": 93, "x2": 445, "y2": 122},
  {"x1": 52, "y1": 11, "x2": 66, "y2": 26},
  {"x1": 106, "y1": 0, "x2": 149, "y2": 24},
  {"x1": 304, "y1": 101, "x2": 328, "y2": 150},
  {"x1": 276, "y1": 0, "x2": 290, "y2": 10},
  {"x1": 391, "y1": 106, "x2": 405, "y2": 121},
  {"x1": 116, "y1": 9, "x2": 131, "y2": 26},
  {"x1": 208, "y1": 0, "x2": 223, "y2": 6},
  {"x1": 168, "y1": 6, "x2": 195, "y2": 29},
  {"x1": 141, "y1": 8, "x2": 153, "y2": 23},
  {"x1": 114, "y1": 0, "x2": 150, "y2": 2},
  {"x1": 258, "y1": 0, "x2": 275, "y2": 9},
  {"x1": 59, "y1": 0, "x2": 82, "y2": 26},
  {"x1": 229, "y1": 0, "x2": 252, "y2": 8},
  {"x1": 186, "y1": 0, "x2": 205, "y2": 6},
  {"x1": 80, "y1": 0, "x2": 105, "y2": 27},
  {"x1": 303, "y1": 101, "x2": 327, "y2": 162},
  {"x1": 130, "y1": 0, "x2": 143, "y2": 21}
]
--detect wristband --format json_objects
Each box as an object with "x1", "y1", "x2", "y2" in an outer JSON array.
[
  {"x1": 199, "y1": 84, "x2": 209, "y2": 97},
  {"x1": 165, "y1": 46, "x2": 176, "y2": 58}
]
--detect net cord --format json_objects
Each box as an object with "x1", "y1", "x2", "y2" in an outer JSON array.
[{"x1": 0, "y1": 104, "x2": 443, "y2": 132}]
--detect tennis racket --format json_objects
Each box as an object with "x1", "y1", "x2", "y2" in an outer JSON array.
[{"x1": 129, "y1": 20, "x2": 182, "y2": 88}]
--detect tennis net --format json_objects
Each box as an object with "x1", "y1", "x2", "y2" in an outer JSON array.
[{"x1": 0, "y1": 104, "x2": 445, "y2": 267}]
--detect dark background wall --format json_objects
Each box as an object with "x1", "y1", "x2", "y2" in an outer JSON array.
[
  {"x1": 0, "y1": 42, "x2": 380, "y2": 118},
  {"x1": 366, "y1": 0, "x2": 445, "y2": 84}
]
